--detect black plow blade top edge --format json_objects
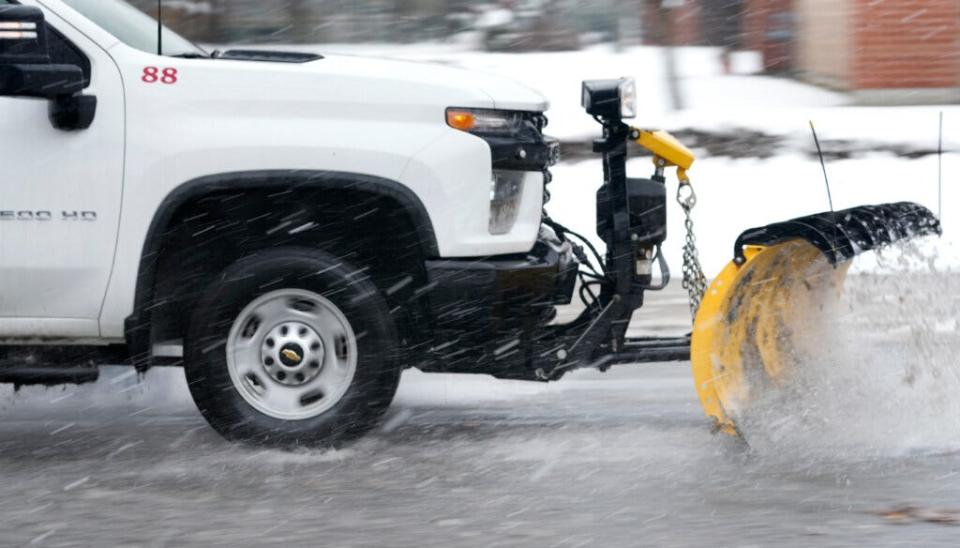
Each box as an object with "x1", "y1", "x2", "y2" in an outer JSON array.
[{"x1": 733, "y1": 202, "x2": 942, "y2": 265}]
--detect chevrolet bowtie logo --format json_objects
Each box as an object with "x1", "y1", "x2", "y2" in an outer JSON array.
[{"x1": 281, "y1": 349, "x2": 302, "y2": 364}]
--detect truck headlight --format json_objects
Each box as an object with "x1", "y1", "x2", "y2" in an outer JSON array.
[
  {"x1": 446, "y1": 108, "x2": 525, "y2": 135},
  {"x1": 489, "y1": 170, "x2": 525, "y2": 235},
  {"x1": 581, "y1": 77, "x2": 637, "y2": 119}
]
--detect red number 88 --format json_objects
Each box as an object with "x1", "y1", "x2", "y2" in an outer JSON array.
[{"x1": 142, "y1": 67, "x2": 178, "y2": 84}]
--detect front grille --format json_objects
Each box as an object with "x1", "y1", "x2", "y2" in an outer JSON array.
[
  {"x1": 484, "y1": 112, "x2": 558, "y2": 173},
  {"x1": 526, "y1": 112, "x2": 549, "y2": 133}
]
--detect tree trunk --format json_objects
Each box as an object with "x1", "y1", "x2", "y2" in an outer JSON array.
[
  {"x1": 646, "y1": 0, "x2": 685, "y2": 111},
  {"x1": 287, "y1": 0, "x2": 308, "y2": 43},
  {"x1": 207, "y1": 0, "x2": 226, "y2": 44}
]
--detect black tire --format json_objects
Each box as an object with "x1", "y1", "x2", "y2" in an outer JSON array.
[{"x1": 184, "y1": 247, "x2": 401, "y2": 448}]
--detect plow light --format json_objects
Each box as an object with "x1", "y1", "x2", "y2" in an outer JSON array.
[{"x1": 581, "y1": 77, "x2": 637, "y2": 119}]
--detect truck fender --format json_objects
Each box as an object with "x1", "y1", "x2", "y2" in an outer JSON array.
[{"x1": 124, "y1": 170, "x2": 439, "y2": 361}]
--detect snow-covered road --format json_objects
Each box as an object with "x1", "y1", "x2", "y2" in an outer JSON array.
[{"x1": 1, "y1": 285, "x2": 959, "y2": 547}]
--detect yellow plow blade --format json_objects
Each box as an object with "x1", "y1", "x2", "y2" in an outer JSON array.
[{"x1": 690, "y1": 202, "x2": 941, "y2": 436}]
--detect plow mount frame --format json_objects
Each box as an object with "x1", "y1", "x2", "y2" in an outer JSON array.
[
  {"x1": 528, "y1": 79, "x2": 941, "y2": 385},
  {"x1": 531, "y1": 112, "x2": 690, "y2": 381}
]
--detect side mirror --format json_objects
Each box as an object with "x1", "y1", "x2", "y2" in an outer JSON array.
[
  {"x1": 0, "y1": 5, "x2": 48, "y2": 63},
  {"x1": 0, "y1": 5, "x2": 96, "y2": 130}
]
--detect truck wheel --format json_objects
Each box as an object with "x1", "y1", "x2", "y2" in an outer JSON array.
[{"x1": 184, "y1": 247, "x2": 401, "y2": 447}]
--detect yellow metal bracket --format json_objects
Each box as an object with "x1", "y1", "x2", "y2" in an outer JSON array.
[{"x1": 634, "y1": 129, "x2": 695, "y2": 182}]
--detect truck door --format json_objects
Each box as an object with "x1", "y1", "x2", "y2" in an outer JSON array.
[{"x1": 0, "y1": 3, "x2": 123, "y2": 336}]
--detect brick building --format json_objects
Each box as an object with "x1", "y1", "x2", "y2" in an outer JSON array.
[
  {"x1": 746, "y1": 0, "x2": 960, "y2": 104},
  {"x1": 640, "y1": 1, "x2": 744, "y2": 48},
  {"x1": 741, "y1": 0, "x2": 793, "y2": 72},
  {"x1": 648, "y1": 0, "x2": 959, "y2": 105}
]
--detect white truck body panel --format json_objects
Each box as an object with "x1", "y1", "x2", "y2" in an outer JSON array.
[
  {"x1": 3, "y1": 0, "x2": 551, "y2": 340},
  {"x1": 0, "y1": 1, "x2": 123, "y2": 335}
]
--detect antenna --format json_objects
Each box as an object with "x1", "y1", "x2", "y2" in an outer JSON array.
[
  {"x1": 157, "y1": 0, "x2": 162, "y2": 56},
  {"x1": 809, "y1": 121, "x2": 834, "y2": 212},
  {"x1": 938, "y1": 111, "x2": 943, "y2": 221}
]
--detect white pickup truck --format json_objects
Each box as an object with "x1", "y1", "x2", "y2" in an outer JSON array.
[{"x1": 1, "y1": 0, "x2": 713, "y2": 447}]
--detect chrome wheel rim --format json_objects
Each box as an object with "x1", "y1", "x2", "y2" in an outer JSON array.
[{"x1": 226, "y1": 289, "x2": 358, "y2": 421}]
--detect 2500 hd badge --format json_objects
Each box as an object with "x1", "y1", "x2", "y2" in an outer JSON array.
[{"x1": 0, "y1": 210, "x2": 97, "y2": 221}]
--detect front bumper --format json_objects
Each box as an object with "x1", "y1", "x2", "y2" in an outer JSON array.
[{"x1": 424, "y1": 227, "x2": 578, "y2": 345}]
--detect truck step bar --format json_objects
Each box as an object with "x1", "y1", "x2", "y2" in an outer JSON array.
[{"x1": 0, "y1": 366, "x2": 99, "y2": 387}]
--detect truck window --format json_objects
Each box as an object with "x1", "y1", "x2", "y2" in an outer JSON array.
[{"x1": 59, "y1": 0, "x2": 206, "y2": 57}]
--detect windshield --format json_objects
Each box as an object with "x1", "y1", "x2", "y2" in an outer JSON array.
[{"x1": 59, "y1": 0, "x2": 206, "y2": 57}]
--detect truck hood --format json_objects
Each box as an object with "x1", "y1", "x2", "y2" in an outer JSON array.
[
  {"x1": 132, "y1": 51, "x2": 552, "y2": 156},
  {"x1": 284, "y1": 52, "x2": 548, "y2": 113}
]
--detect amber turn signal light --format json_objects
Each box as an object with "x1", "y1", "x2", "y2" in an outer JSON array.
[{"x1": 446, "y1": 110, "x2": 476, "y2": 131}]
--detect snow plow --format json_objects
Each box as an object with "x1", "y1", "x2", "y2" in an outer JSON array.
[
  {"x1": 540, "y1": 78, "x2": 942, "y2": 437},
  {"x1": 690, "y1": 203, "x2": 941, "y2": 435}
]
